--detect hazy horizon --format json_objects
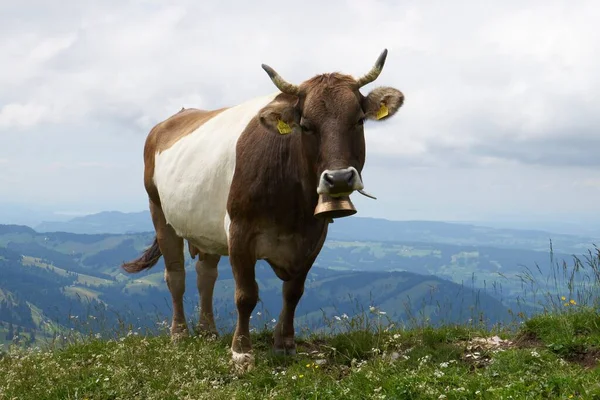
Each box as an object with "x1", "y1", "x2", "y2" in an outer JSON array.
[
  {"x1": 2, "y1": 201, "x2": 598, "y2": 238},
  {"x1": 1, "y1": 1, "x2": 599, "y2": 234}
]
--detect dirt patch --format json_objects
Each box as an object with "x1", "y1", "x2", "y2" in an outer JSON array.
[
  {"x1": 512, "y1": 330, "x2": 543, "y2": 349},
  {"x1": 563, "y1": 347, "x2": 600, "y2": 369},
  {"x1": 296, "y1": 338, "x2": 329, "y2": 354},
  {"x1": 457, "y1": 335, "x2": 515, "y2": 369},
  {"x1": 513, "y1": 331, "x2": 598, "y2": 369}
]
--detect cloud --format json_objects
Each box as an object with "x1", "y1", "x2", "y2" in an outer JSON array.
[
  {"x1": 574, "y1": 178, "x2": 600, "y2": 188},
  {"x1": 469, "y1": 132, "x2": 600, "y2": 167},
  {"x1": 0, "y1": 102, "x2": 52, "y2": 129},
  {"x1": 0, "y1": 0, "x2": 599, "y2": 223}
]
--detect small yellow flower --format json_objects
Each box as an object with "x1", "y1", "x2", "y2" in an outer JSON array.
[
  {"x1": 570, "y1": 299, "x2": 577, "y2": 305},
  {"x1": 299, "y1": 374, "x2": 304, "y2": 378},
  {"x1": 561, "y1": 296, "x2": 566, "y2": 301},
  {"x1": 564, "y1": 303, "x2": 569, "y2": 307},
  {"x1": 306, "y1": 363, "x2": 311, "y2": 368}
]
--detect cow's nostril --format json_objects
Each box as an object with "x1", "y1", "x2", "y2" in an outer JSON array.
[
  {"x1": 345, "y1": 169, "x2": 355, "y2": 184},
  {"x1": 319, "y1": 168, "x2": 360, "y2": 195},
  {"x1": 324, "y1": 173, "x2": 335, "y2": 186}
]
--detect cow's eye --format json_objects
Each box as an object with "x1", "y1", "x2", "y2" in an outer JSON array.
[
  {"x1": 357, "y1": 117, "x2": 365, "y2": 126},
  {"x1": 300, "y1": 118, "x2": 313, "y2": 133}
]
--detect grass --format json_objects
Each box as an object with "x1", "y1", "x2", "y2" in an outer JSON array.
[
  {"x1": 0, "y1": 308, "x2": 599, "y2": 399},
  {"x1": 0, "y1": 244, "x2": 598, "y2": 399},
  {"x1": 519, "y1": 306, "x2": 600, "y2": 364}
]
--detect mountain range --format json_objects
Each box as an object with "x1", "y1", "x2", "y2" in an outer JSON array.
[
  {"x1": 1, "y1": 211, "x2": 598, "y2": 346},
  {"x1": 35, "y1": 210, "x2": 598, "y2": 254}
]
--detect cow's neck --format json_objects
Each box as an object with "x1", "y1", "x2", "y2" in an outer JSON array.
[
  {"x1": 229, "y1": 124, "x2": 325, "y2": 234},
  {"x1": 262, "y1": 134, "x2": 321, "y2": 223}
]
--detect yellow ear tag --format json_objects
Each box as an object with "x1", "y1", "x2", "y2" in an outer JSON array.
[
  {"x1": 277, "y1": 119, "x2": 292, "y2": 135},
  {"x1": 376, "y1": 103, "x2": 389, "y2": 120}
]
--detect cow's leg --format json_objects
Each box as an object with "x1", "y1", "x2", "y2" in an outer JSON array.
[
  {"x1": 273, "y1": 227, "x2": 327, "y2": 355},
  {"x1": 150, "y1": 201, "x2": 188, "y2": 340},
  {"x1": 228, "y1": 241, "x2": 259, "y2": 372},
  {"x1": 195, "y1": 252, "x2": 220, "y2": 335},
  {"x1": 273, "y1": 271, "x2": 308, "y2": 355}
]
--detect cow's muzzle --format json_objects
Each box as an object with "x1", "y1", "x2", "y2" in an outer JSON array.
[
  {"x1": 314, "y1": 167, "x2": 378, "y2": 220},
  {"x1": 317, "y1": 167, "x2": 363, "y2": 197}
]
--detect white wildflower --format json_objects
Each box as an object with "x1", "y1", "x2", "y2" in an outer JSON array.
[{"x1": 418, "y1": 355, "x2": 431, "y2": 367}]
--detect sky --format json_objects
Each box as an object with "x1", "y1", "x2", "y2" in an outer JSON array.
[{"x1": 1, "y1": 0, "x2": 599, "y2": 231}]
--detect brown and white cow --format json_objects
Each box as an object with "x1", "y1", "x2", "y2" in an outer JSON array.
[{"x1": 121, "y1": 49, "x2": 404, "y2": 371}]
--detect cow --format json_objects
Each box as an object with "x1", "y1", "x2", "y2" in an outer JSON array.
[{"x1": 121, "y1": 49, "x2": 404, "y2": 372}]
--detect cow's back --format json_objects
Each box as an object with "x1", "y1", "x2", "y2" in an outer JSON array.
[{"x1": 146, "y1": 92, "x2": 279, "y2": 255}]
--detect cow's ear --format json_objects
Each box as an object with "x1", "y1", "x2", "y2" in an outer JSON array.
[
  {"x1": 362, "y1": 87, "x2": 404, "y2": 121},
  {"x1": 258, "y1": 102, "x2": 301, "y2": 136}
]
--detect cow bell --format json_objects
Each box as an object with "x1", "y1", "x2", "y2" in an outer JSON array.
[{"x1": 314, "y1": 193, "x2": 357, "y2": 220}]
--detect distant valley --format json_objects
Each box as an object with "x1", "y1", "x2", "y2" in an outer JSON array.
[
  {"x1": 35, "y1": 210, "x2": 598, "y2": 254},
  {"x1": 1, "y1": 211, "x2": 598, "y2": 346}
]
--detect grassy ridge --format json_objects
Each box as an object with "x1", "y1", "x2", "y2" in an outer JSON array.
[
  {"x1": 0, "y1": 307, "x2": 598, "y2": 399},
  {"x1": 0, "y1": 239, "x2": 598, "y2": 399}
]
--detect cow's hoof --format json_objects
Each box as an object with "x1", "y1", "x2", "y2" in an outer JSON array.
[
  {"x1": 273, "y1": 346, "x2": 297, "y2": 356},
  {"x1": 231, "y1": 350, "x2": 255, "y2": 374},
  {"x1": 170, "y1": 327, "x2": 189, "y2": 343},
  {"x1": 195, "y1": 327, "x2": 219, "y2": 339},
  {"x1": 196, "y1": 321, "x2": 219, "y2": 337}
]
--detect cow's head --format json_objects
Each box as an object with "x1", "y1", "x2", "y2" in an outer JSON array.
[{"x1": 258, "y1": 49, "x2": 404, "y2": 199}]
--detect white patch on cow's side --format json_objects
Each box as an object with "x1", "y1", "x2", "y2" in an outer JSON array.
[
  {"x1": 224, "y1": 211, "x2": 231, "y2": 244},
  {"x1": 153, "y1": 92, "x2": 280, "y2": 255}
]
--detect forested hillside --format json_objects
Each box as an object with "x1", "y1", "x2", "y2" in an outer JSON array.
[
  {"x1": 0, "y1": 219, "x2": 596, "y2": 346},
  {"x1": 35, "y1": 212, "x2": 598, "y2": 254}
]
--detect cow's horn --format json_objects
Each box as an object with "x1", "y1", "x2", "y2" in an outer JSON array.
[
  {"x1": 355, "y1": 49, "x2": 388, "y2": 88},
  {"x1": 261, "y1": 64, "x2": 300, "y2": 95}
]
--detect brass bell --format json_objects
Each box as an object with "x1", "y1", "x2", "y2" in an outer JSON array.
[{"x1": 314, "y1": 193, "x2": 357, "y2": 220}]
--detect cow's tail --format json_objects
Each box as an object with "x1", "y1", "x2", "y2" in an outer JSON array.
[{"x1": 121, "y1": 237, "x2": 162, "y2": 273}]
